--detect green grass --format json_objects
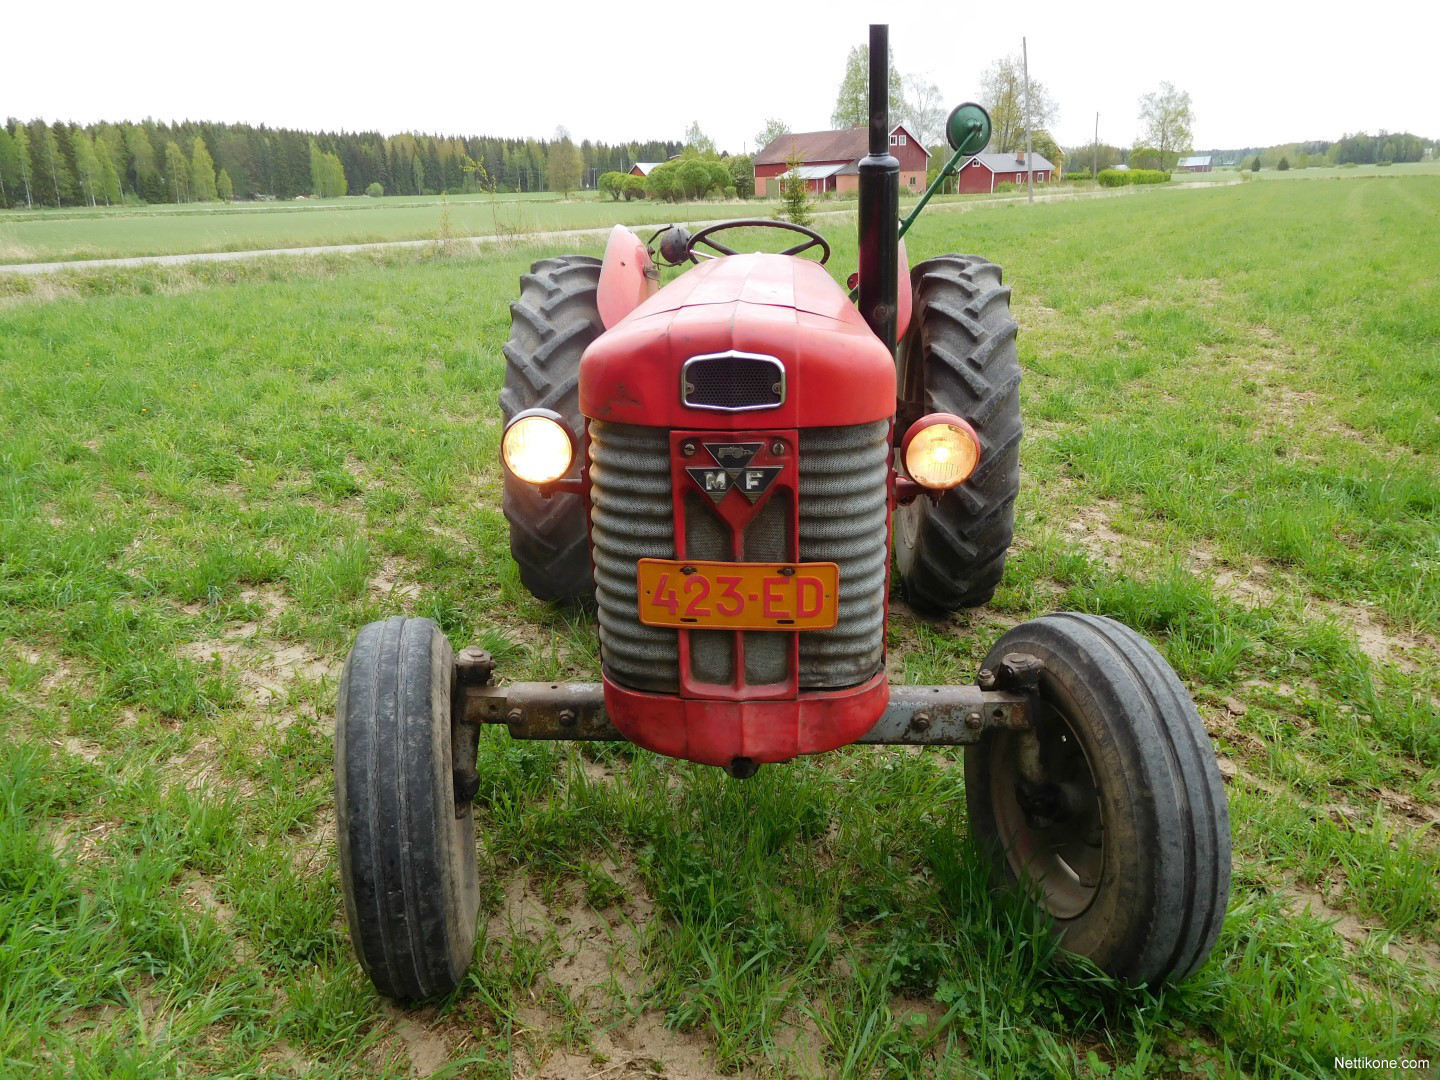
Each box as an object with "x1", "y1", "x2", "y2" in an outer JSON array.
[
  {"x1": 0, "y1": 189, "x2": 772, "y2": 264},
  {"x1": 0, "y1": 180, "x2": 1130, "y2": 266},
  {"x1": 0, "y1": 177, "x2": 1437, "y2": 1077}
]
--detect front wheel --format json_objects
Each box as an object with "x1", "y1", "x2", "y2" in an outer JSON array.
[
  {"x1": 336, "y1": 617, "x2": 480, "y2": 1000},
  {"x1": 964, "y1": 613, "x2": 1231, "y2": 985}
]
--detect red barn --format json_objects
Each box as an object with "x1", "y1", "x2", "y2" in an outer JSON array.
[
  {"x1": 629, "y1": 163, "x2": 663, "y2": 178},
  {"x1": 754, "y1": 126, "x2": 930, "y2": 196},
  {"x1": 956, "y1": 151, "x2": 1056, "y2": 194}
]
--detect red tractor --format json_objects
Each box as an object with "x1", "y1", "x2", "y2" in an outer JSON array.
[{"x1": 335, "y1": 25, "x2": 1231, "y2": 1002}]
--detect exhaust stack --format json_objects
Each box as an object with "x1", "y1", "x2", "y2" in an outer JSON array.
[{"x1": 856, "y1": 22, "x2": 900, "y2": 352}]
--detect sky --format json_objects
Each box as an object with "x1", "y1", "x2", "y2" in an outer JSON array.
[{"x1": 5, "y1": 1, "x2": 1437, "y2": 154}]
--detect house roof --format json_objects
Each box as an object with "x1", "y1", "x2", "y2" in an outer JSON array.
[
  {"x1": 755, "y1": 125, "x2": 928, "y2": 165},
  {"x1": 791, "y1": 164, "x2": 846, "y2": 180},
  {"x1": 1176, "y1": 154, "x2": 1212, "y2": 167},
  {"x1": 972, "y1": 151, "x2": 1056, "y2": 174},
  {"x1": 630, "y1": 162, "x2": 664, "y2": 175}
]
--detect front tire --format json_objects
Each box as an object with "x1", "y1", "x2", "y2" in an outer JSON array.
[
  {"x1": 964, "y1": 613, "x2": 1232, "y2": 985},
  {"x1": 336, "y1": 617, "x2": 480, "y2": 1000},
  {"x1": 500, "y1": 256, "x2": 603, "y2": 605},
  {"x1": 894, "y1": 255, "x2": 1021, "y2": 613}
]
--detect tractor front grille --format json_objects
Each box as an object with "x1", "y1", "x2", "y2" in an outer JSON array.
[
  {"x1": 589, "y1": 422, "x2": 678, "y2": 692},
  {"x1": 588, "y1": 419, "x2": 889, "y2": 694},
  {"x1": 798, "y1": 421, "x2": 890, "y2": 687}
]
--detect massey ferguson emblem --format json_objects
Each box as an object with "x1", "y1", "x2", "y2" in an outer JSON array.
[{"x1": 685, "y1": 442, "x2": 781, "y2": 504}]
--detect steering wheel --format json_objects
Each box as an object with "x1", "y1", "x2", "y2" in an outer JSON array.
[{"x1": 686, "y1": 218, "x2": 831, "y2": 265}]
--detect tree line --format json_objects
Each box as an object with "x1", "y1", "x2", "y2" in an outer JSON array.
[{"x1": 0, "y1": 117, "x2": 684, "y2": 208}]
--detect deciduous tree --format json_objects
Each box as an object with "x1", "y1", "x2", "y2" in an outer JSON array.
[
  {"x1": 70, "y1": 128, "x2": 102, "y2": 206},
  {"x1": 831, "y1": 44, "x2": 903, "y2": 129},
  {"x1": 979, "y1": 54, "x2": 1059, "y2": 154},
  {"x1": 191, "y1": 136, "x2": 218, "y2": 201},
  {"x1": 547, "y1": 126, "x2": 582, "y2": 196},
  {"x1": 752, "y1": 118, "x2": 789, "y2": 155},
  {"x1": 217, "y1": 168, "x2": 234, "y2": 201},
  {"x1": 13, "y1": 125, "x2": 34, "y2": 208},
  {"x1": 898, "y1": 75, "x2": 945, "y2": 148},
  {"x1": 1137, "y1": 83, "x2": 1194, "y2": 167},
  {"x1": 684, "y1": 121, "x2": 716, "y2": 156},
  {"x1": 164, "y1": 139, "x2": 190, "y2": 202}
]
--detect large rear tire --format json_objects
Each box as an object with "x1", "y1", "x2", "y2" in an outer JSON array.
[
  {"x1": 964, "y1": 613, "x2": 1232, "y2": 985},
  {"x1": 894, "y1": 255, "x2": 1021, "y2": 613},
  {"x1": 336, "y1": 617, "x2": 480, "y2": 1000},
  {"x1": 500, "y1": 255, "x2": 603, "y2": 605}
]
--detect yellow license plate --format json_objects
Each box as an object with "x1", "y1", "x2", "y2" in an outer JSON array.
[{"x1": 636, "y1": 559, "x2": 839, "y2": 630}]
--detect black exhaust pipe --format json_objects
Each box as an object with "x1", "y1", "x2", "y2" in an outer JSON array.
[{"x1": 857, "y1": 22, "x2": 900, "y2": 352}]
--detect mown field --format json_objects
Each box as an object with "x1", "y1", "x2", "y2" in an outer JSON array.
[
  {"x1": 1, "y1": 177, "x2": 1437, "y2": 1078},
  {"x1": 0, "y1": 184, "x2": 1105, "y2": 266}
]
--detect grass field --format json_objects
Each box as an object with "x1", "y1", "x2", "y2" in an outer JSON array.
[
  {"x1": 0, "y1": 184, "x2": 1117, "y2": 267},
  {"x1": 1, "y1": 177, "x2": 1437, "y2": 1078}
]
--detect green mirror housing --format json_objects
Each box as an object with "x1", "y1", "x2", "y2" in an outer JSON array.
[{"x1": 945, "y1": 102, "x2": 992, "y2": 155}]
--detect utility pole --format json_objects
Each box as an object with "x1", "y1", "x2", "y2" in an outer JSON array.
[
  {"x1": 1022, "y1": 36, "x2": 1034, "y2": 203},
  {"x1": 1094, "y1": 112, "x2": 1100, "y2": 181}
]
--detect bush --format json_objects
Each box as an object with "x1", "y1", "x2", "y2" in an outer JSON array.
[
  {"x1": 365, "y1": 182, "x2": 383, "y2": 198},
  {"x1": 598, "y1": 171, "x2": 628, "y2": 200},
  {"x1": 995, "y1": 181, "x2": 1018, "y2": 193},
  {"x1": 1097, "y1": 168, "x2": 1170, "y2": 187},
  {"x1": 622, "y1": 175, "x2": 645, "y2": 200},
  {"x1": 1064, "y1": 171, "x2": 1094, "y2": 182},
  {"x1": 1376, "y1": 160, "x2": 1393, "y2": 167}
]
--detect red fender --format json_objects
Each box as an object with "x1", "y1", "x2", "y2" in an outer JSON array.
[
  {"x1": 896, "y1": 237, "x2": 912, "y2": 339},
  {"x1": 597, "y1": 225, "x2": 659, "y2": 329}
]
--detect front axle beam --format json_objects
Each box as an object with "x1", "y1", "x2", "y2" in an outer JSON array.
[{"x1": 451, "y1": 649, "x2": 1032, "y2": 747}]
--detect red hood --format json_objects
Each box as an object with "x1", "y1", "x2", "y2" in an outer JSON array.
[
  {"x1": 626, "y1": 252, "x2": 860, "y2": 322},
  {"x1": 579, "y1": 254, "x2": 896, "y2": 430}
]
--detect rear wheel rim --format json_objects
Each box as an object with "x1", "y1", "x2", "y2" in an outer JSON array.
[{"x1": 988, "y1": 700, "x2": 1104, "y2": 919}]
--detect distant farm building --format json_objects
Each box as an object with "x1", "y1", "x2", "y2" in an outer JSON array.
[
  {"x1": 628, "y1": 162, "x2": 664, "y2": 178},
  {"x1": 955, "y1": 152, "x2": 1056, "y2": 194},
  {"x1": 754, "y1": 126, "x2": 929, "y2": 196},
  {"x1": 1176, "y1": 155, "x2": 1213, "y2": 173}
]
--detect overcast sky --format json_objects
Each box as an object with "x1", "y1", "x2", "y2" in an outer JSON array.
[{"x1": 6, "y1": 1, "x2": 1436, "y2": 153}]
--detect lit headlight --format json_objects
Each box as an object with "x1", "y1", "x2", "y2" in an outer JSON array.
[
  {"x1": 902, "y1": 413, "x2": 980, "y2": 490},
  {"x1": 501, "y1": 410, "x2": 575, "y2": 485}
]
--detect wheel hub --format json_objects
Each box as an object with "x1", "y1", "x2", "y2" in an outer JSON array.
[{"x1": 989, "y1": 703, "x2": 1104, "y2": 918}]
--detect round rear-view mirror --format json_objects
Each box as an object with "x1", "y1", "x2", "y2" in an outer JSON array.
[{"x1": 946, "y1": 102, "x2": 992, "y2": 155}]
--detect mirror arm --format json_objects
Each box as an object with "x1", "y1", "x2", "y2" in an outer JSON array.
[{"x1": 898, "y1": 143, "x2": 975, "y2": 241}]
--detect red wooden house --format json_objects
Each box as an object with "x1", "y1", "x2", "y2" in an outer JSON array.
[
  {"x1": 955, "y1": 151, "x2": 1056, "y2": 194},
  {"x1": 754, "y1": 125, "x2": 930, "y2": 196}
]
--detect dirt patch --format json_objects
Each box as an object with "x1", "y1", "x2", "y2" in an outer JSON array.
[
  {"x1": 1316, "y1": 601, "x2": 1438, "y2": 675},
  {"x1": 1189, "y1": 545, "x2": 1279, "y2": 608},
  {"x1": 183, "y1": 875, "x2": 237, "y2": 927},
  {"x1": 487, "y1": 868, "x2": 755, "y2": 1079},
  {"x1": 382, "y1": 1005, "x2": 453, "y2": 1077},
  {"x1": 370, "y1": 556, "x2": 421, "y2": 602},
  {"x1": 181, "y1": 626, "x2": 338, "y2": 708},
  {"x1": 1061, "y1": 499, "x2": 1157, "y2": 570},
  {"x1": 290, "y1": 809, "x2": 335, "y2": 877},
  {"x1": 1282, "y1": 882, "x2": 1372, "y2": 947}
]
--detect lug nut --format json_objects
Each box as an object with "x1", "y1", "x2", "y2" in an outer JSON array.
[
  {"x1": 507, "y1": 708, "x2": 523, "y2": 723},
  {"x1": 912, "y1": 712, "x2": 931, "y2": 732},
  {"x1": 965, "y1": 712, "x2": 983, "y2": 729},
  {"x1": 977, "y1": 668, "x2": 996, "y2": 690},
  {"x1": 559, "y1": 709, "x2": 577, "y2": 727}
]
